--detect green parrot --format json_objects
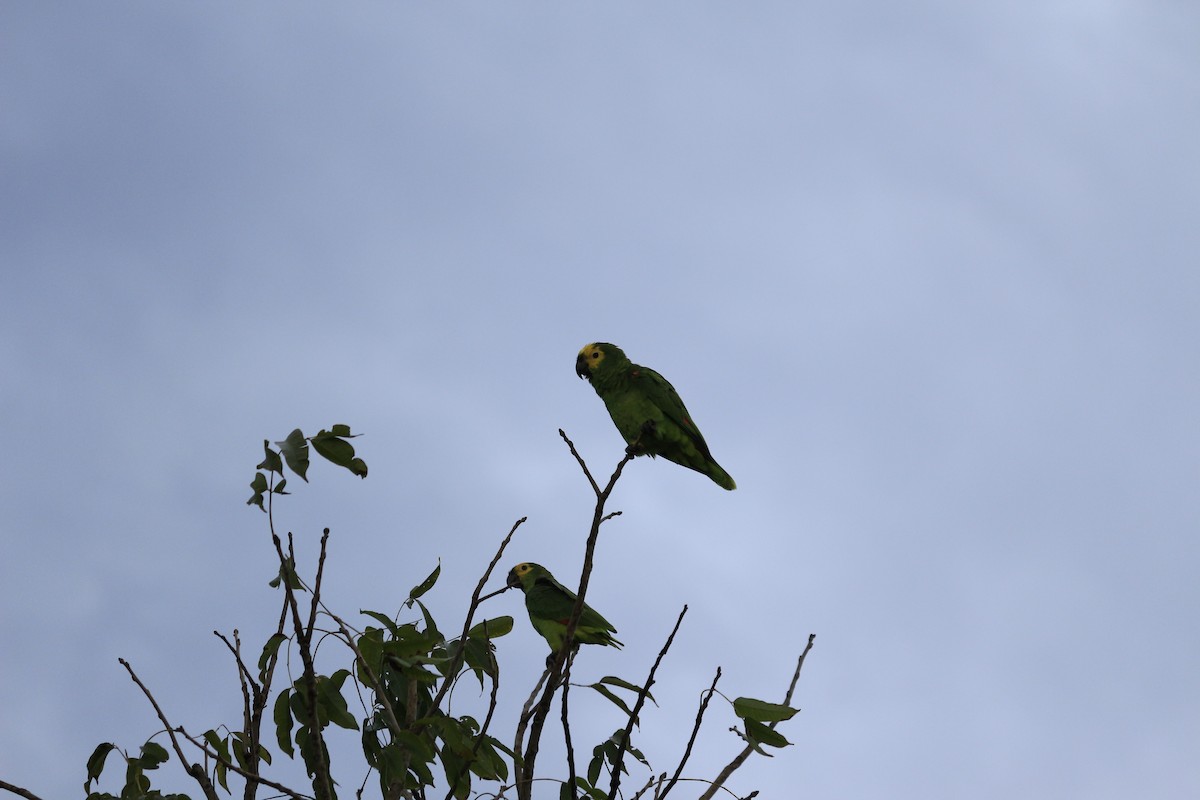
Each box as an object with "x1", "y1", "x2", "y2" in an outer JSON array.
[
  {"x1": 506, "y1": 562, "x2": 623, "y2": 653},
  {"x1": 575, "y1": 343, "x2": 736, "y2": 490}
]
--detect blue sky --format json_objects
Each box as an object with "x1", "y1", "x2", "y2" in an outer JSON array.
[{"x1": 2, "y1": 3, "x2": 1198, "y2": 799}]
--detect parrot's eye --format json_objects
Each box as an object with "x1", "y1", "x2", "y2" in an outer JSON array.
[{"x1": 591, "y1": 352, "x2": 599, "y2": 359}]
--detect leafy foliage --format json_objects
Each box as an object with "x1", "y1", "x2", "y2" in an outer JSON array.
[
  {"x1": 247, "y1": 425, "x2": 366, "y2": 510},
  {"x1": 64, "y1": 423, "x2": 813, "y2": 800}
]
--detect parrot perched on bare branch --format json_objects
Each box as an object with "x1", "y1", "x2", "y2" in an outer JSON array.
[
  {"x1": 506, "y1": 562, "x2": 622, "y2": 653},
  {"x1": 575, "y1": 342, "x2": 736, "y2": 490}
]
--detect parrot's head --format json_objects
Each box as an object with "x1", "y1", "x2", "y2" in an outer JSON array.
[
  {"x1": 506, "y1": 562, "x2": 546, "y2": 591},
  {"x1": 576, "y1": 343, "x2": 624, "y2": 382}
]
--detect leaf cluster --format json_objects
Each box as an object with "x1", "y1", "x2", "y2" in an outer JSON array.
[
  {"x1": 248, "y1": 426, "x2": 367, "y2": 511},
  {"x1": 50, "y1": 424, "x2": 816, "y2": 800}
]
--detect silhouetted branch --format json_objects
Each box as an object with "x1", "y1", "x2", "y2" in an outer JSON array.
[
  {"x1": 561, "y1": 658, "x2": 578, "y2": 798},
  {"x1": 697, "y1": 634, "x2": 816, "y2": 800},
  {"x1": 428, "y1": 517, "x2": 525, "y2": 714},
  {"x1": 176, "y1": 726, "x2": 310, "y2": 800},
  {"x1": 0, "y1": 780, "x2": 45, "y2": 800},
  {"x1": 608, "y1": 604, "x2": 689, "y2": 798},
  {"x1": 118, "y1": 658, "x2": 220, "y2": 800},
  {"x1": 658, "y1": 667, "x2": 722, "y2": 800},
  {"x1": 516, "y1": 435, "x2": 633, "y2": 799},
  {"x1": 271, "y1": 533, "x2": 333, "y2": 800}
]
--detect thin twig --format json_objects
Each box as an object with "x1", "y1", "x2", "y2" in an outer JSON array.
[
  {"x1": 327, "y1": 610, "x2": 404, "y2": 739},
  {"x1": 307, "y1": 528, "x2": 332, "y2": 640},
  {"x1": 517, "y1": 436, "x2": 633, "y2": 799},
  {"x1": 176, "y1": 726, "x2": 311, "y2": 800},
  {"x1": 442, "y1": 637, "x2": 504, "y2": 800},
  {"x1": 214, "y1": 630, "x2": 256, "y2": 723},
  {"x1": 697, "y1": 635, "x2": 816, "y2": 800},
  {"x1": 608, "y1": 605, "x2": 688, "y2": 799},
  {"x1": 272, "y1": 533, "x2": 334, "y2": 800},
  {"x1": 658, "y1": 667, "x2": 722, "y2": 800},
  {"x1": 560, "y1": 656, "x2": 577, "y2": 799},
  {"x1": 513, "y1": 664, "x2": 552, "y2": 765},
  {"x1": 558, "y1": 429, "x2": 601, "y2": 496},
  {"x1": 244, "y1": 600, "x2": 290, "y2": 800},
  {"x1": 557, "y1": 433, "x2": 634, "y2": 661},
  {"x1": 629, "y1": 774, "x2": 660, "y2": 800},
  {"x1": 118, "y1": 659, "x2": 220, "y2": 800},
  {"x1": 516, "y1": 656, "x2": 566, "y2": 799},
  {"x1": 213, "y1": 628, "x2": 269, "y2": 800},
  {"x1": 0, "y1": 780, "x2": 45, "y2": 800},
  {"x1": 428, "y1": 517, "x2": 525, "y2": 714}
]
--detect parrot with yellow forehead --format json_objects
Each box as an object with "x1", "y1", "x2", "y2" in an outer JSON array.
[
  {"x1": 506, "y1": 562, "x2": 623, "y2": 652},
  {"x1": 575, "y1": 343, "x2": 736, "y2": 490}
]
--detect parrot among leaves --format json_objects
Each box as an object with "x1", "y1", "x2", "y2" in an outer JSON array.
[
  {"x1": 575, "y1": 342, "x2": 736, "y2": 490},
  {"x1": 506, "y1": 562, "x2": 623, "y2": 653}
]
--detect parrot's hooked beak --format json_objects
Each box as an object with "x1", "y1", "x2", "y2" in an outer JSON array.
[
  {"x1": 505, "y1": 568, "x2": 520, "y2": 588},
  {"x1": 575, "y1": 352, "x2": 591, "y2": 380}
]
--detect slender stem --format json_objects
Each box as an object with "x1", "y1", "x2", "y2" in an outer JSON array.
[
  {"x1": 561, "y1": 657, "x2": 577, "y2": 798},
  {"x1": 517, "y1": 435, "x2": 633, "y2": 799},
  {"x1": 658, "y1": 667, "x2": 722, "y2": 800},
  {"x1": 307, "y1": 529, "x2": 331, "y2": 640},
  {"x1": 118, "y1": 659, "x2": 221, "y2": 800},
  {"x1": 272, "y1": 533, "x2": 334, "y2": 800},
  {"x1": 608, "y1": 605, "x2": 688, "y2": 799},
  {"x1": 0, "y1": 781, "x2": 45, "y2": 800},
  {"x1": 428, "y1": 517, "x2": 525, "y2": 714},
  {"x1": 697, "y1": 635, "x2": 816, "y2": 800},
  {"x1": 176, "y1": 726, "x2": 311, "y2": 800}
]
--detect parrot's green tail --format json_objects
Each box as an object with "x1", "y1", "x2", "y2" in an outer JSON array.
[{"x1": 709, "y1": 464, "x2": 736, "y2": 491}]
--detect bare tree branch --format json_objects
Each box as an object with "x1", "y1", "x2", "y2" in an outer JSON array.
[
  {"x1": 272, "y1": 533, "x2": 334, "y2": 800},
  {"x1": 0, "y1": 780, "x2": 45, "y2": 800},
  {"x1": 608, "y1": 605, "x2": 689, "y2": 799},
  {"x1": 176, "y1": 725, "x2": 312, "y2": 800},
  {"x1": 560, "y1": 658, "x2": 578, "y2": 798},
  {"x1": 428, "y1": 517, "x2": 525, "y2": 714},
  {"x1": 118, "y1": 658, "x2": 221, "y2": 800},
  {"x1": 516, "y1": 435, "x2": 633, "y2": 799},
  {"x1": 658, "y1": 667, "x2": 722, "y2": 800}
]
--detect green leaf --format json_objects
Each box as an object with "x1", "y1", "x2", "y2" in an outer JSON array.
[
  {"x1": 269, "y1": 556, "x2": 304, "y2": 591},
  {"x1": 309, "y1": 427, "x2": 368, "y2": 478},
  {"x1": 468, "y1": 735, "x2": 510, "y2": 781},
  {"x1": 359, "y1": 610, "x2": 399, "y2": 635},
  {"x1": 587, "y1": 749, "x2": 604, "y2": 787},
  {"x1": 258, "y1": 633, "x2": 288, "y2": 683},
  {"x1": 203, "y1": 730, "x2": 231, "y2": 791},
  {"x1": 123, "y1": 758, "x2": 149, "y2": 799},
  {"x1": 257, "y1": 441, "x2": 283, "y2": 474},
  {"x1": 138, "y1": 740, "x2": 169, "y2": 769},
  {"x1": 319, "y1": 670, "x2": 359, "y2": 731},
  {"x1": 273, "y1": 690, "x2": 294, "y2": 757},
  {"x1": 597, "y1": 675, "x2": 656, "y2": 705},
  {"x1": 272, "y1": 477, "x2": 289, "y2": 495},
  {"x1": 563, "y1": 777, "x2": 606, "y2": 800},
  {"x1": 732, "y1": 696, "x2": 798, "y2": 723},
  {"x1": 247, "y1": 472, "x2": 268, "y2": 511},
  {"x1": 85, "y1": 742, "x2": 117, "y2": 792},
  {"x1": 467, "y1": 616, "x2": 513, "y2": 640},
  {"x1": 408, "y1": 561, "x2": 441, "y2": 602},
  {"x1": 462, "y1": 637, "x2": 498, "y2": 684},
  {"x1": 311, "y1": 429, "x2": 354, "y2": 466},
  {"x1": 275, "y1": 429, "x2": 310, "y2": 482},
  {"x1": 590, "y1": 684, "x2": 634, "y2": 720},
  {"x1": 744, "y1": 718, "x2": 790, "y2": 751}
]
